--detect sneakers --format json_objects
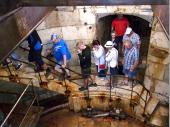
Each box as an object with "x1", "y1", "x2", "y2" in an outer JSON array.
[
  {"x1": 79, "y1": 87, "x2": 88, "y2": 91},
  {"x1": 89, "y1": 83, "x2": 97, "y2": 87}
]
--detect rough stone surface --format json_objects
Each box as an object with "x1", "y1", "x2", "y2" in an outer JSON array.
[{"x1": 145, "y1": 61, "x2": 166, "y2": 80}]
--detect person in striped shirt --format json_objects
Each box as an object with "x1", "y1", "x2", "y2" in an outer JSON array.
[{"x1": 123, "y1": 40, "x2": 139, "y2": 84}]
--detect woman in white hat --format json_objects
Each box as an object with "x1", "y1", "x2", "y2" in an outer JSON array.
[{"x1": 105, "y1": 41, "x2": 118, "y2": 85}]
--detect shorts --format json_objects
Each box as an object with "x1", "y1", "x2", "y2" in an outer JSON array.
[
  {"x1": 54, "y1": 61, "x2": 69, "y2": 70},
  {"x1": 123, "y1": 69, "x2": 137, "y2": 79},
  {"x1": 81, "y1": 67, "x2": 91, "y2": 79}
]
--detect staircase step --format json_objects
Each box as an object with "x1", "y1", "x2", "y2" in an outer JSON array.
[
  {"x1": 145, "y1": 97, "x2": 159, "y2": 115},
  {"x1": 149, "y1": 105, "x2": 169, "y2": 127}
]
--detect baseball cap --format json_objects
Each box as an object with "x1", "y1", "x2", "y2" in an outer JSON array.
[
  {"x1": 51, "y1": 33, "x2": 58, "y2": 41},
  {"x1": 125, "y1": 27, "x2": 132, "y2": 34}
]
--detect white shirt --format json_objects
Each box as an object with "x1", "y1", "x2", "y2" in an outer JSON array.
[
  {"x1": 105, "y1": 47, "x2": 118, "y2": 68},
  {"x1": 93, "y1": 45, "x2": 105, "y2": 66}
]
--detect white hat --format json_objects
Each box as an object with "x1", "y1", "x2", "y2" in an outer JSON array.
[
  {"x1": 104, "y1": 41, "x2": 116, "y2": 48},
  {"x1": 125, "y1": 27, "x2": 132, "y2": 34}
]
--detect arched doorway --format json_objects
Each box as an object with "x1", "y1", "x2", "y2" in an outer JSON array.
[{"x1": 96, "y1": 15, "x2": 152, "y2": 82}]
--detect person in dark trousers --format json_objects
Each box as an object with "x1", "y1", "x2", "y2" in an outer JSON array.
[
  {"x1": 27, "y1": 30, "x2": 46, "y2": 72},
  {"x1": 76, "y1": 41, "x2": 97, "y2": 91}
]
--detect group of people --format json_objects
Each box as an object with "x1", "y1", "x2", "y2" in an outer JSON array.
[
  {"x1": 2, "y1": 14, "x2": 141, "y2": 91},
  {"x1": 76, "y1": 14, "x2": 141, "y2": 90}
]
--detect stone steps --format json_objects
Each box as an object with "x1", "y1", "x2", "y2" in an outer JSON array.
[
  {"x1": 149, "y1": 105, "x2": 169, "y2": 127},
  {"x1": 145, "y1": 96, "x2": 159, "y2": 116}
]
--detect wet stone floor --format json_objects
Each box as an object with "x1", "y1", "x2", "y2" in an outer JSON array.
[{"x1": 37, "y1": 109, "x2": 150, "y2": 127}]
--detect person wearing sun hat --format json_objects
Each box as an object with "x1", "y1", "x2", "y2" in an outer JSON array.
[
  {"x1": 122, "y1": 27, "x2": 141, "y2": 53},
  {"x1": 105, "y1": 41, "x2": 118, "y2": 77}
]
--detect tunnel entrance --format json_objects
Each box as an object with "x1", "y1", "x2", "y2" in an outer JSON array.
[{"x1": 96, "y1": 15, "x2": 152, "y2": 82}]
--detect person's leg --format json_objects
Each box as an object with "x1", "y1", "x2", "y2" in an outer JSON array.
[
  {"x1": 28, "y1": 49, "x2": 35, "y2": 62},
  {"x1": 117, "y1": 36, "x2": 123, "y2": 56},
  {"x1": 123, "y1": 68, "x2": 129, "y2": 85},
  {"x1": 79, "y1": 68, "x2": 89, "y2": 91},
  {"x1": 65, "y1": 62, "x2": 71, "y2": 78},
  {"x1": 10, "y1": 52, "x2": 22, "y2": 70},
  {"x1": 34, "y1": 49, "x2": 44, "y2": 71},
  {"x1": 88, "y1": 67, "x2": 97, "y2": 87}
]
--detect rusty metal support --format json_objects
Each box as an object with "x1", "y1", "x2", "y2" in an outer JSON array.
[{"x1": 0, "y1": 7, "x2": 54, "y2": 62}]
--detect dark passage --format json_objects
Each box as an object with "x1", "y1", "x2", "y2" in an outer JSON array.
[{"x1": 96, "y1": 15, "x2": 152, "y2": 81}]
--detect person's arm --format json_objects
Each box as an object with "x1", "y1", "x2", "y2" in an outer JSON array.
[
  {"x1": 111, "y1": 20, "x2": 115, "y2": 32},
  {"x1": 136, "y1": 34, "x2": 141, "y2": 49},
  {"x1": 93, "y1": 46, "x2": 104, "y2": 59},
  {"x1": 130, "y1": 49, "x2": 139, "y2": 71},
  {"x1": 105, "y1": 51, "x2": 113, "y2": 62},
  {"x1": 130, "y1": 60, "x2": 139, "y2": 71},
  {"x1": 78, "y1": 47, "x2": 91, "y2": 64},
  {"x1": 62, "y1": 55, "x2": 67, "y2": 68},
  {"x1": 60, "y1": 45, "x2": 67, "y2": 68}
]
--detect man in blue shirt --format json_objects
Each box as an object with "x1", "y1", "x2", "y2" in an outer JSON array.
[
  {"x1": 123, "y1": 40, "x2": 139, "y2": 84},
  {"x1": 51, "y1": 34, "x2": 71, "y2": 78}
]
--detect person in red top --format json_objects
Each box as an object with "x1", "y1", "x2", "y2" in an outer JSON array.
[{"x1": 111, "y1": 14, "x2": 129, "y2": 56}]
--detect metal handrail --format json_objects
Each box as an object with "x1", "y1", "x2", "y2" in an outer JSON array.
[
  {"x1": 19, "y1": 46, "x2": 152, "y2": 104},
  {"x1": 0, "y1": 79, "x2": 37, "y2": 127},
  {"x1": 0, "y1": 79, "x2": 32, "y2": 127}
]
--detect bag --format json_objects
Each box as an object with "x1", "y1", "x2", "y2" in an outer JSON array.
[{"x1": 99, "y1": 64, "x2": 105, "y2": 69}]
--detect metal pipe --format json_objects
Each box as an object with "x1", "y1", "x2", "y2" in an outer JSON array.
[
  {"x1": 0, "y1": 80, "x2": 31, "y2": 127},
  {"x1": 41, "y1": 103, "x2": 69, "y2": 116}
]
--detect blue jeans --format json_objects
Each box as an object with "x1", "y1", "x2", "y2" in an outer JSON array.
[{"x1": 123, "y1": 69, "x2": 137, "y2": 79}]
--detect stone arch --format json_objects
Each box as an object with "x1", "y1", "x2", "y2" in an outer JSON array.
[{"x1": 96, "y1": 13, "x2": 152, "y2": 82}]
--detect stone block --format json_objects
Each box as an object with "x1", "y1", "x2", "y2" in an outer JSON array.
[
  {"x1": 147, "y1": 54, "x2": 169, "y2": 65},
  {"x1": 79, "y1": 8, "x2": 96, "y2": 25},
  {"x1": 37, "y1": 27, "x2": 62, "y2": 43},
  {"x1": 95, "y1": 7, "x2": 108, "y2": 13},
  {"x1": 145, "y1": 61, "x2": 166, "y2": 80},
  {"x1": 154, "y1": 80, "x2": 169, "y2": 98},
  {"x1": 144, "y1": 76, "x2": 153, "y2": 90},
  {"x1": 43, "y1": 10, "x2": 80, "y2": 28},
  {"x1": 62, "y1": 25, "x2": 95, "y2": 40},
  {"x1": 150, "y1": 31, "x2": 169, "y2": 49},
  {"x1": 163, "y1": 64, "x2": 169, "y2": 83}
]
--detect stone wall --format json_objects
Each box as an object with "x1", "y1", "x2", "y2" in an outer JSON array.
[
  {"x1": 144, "y1": 16, "x2": 169, "y2": 104},
  {"x1": 36, "y1": 5, "x2": 153, "y2": 65}
]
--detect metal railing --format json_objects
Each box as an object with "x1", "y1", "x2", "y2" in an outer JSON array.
[
  {"x1": 7, "y1": 46, "x2": 169, "y2": 118},
  {"x1": 0, "y1": 78, "x2": 39, "y2": 127},
  {"x1": 19, "y1": 46, "x2": 152, "y2": 112}
]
